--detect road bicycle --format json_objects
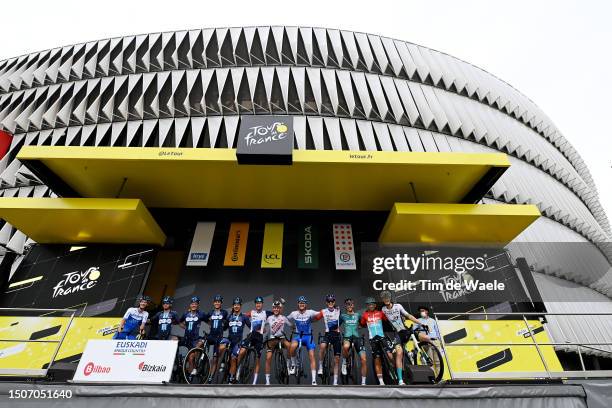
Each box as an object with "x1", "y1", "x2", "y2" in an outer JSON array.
[
  {"x1": 317, "y1": 333, "x2": 336, "y2": 385},
  {"x1": 289, "y1": 331, "x2": 311, "y2": 384},
  {"x1": 236, "y1": 333, "x2": 259, "y2": 384},
  {"x1": 369, "y1": 335, "x2": 398, "y2": 385},
  {"x1": 403, "y1": 326, "x2": 444, "y2": 383},
  {"x1": 341, "y1": 335, "x2": 364, "y2": 385},
  {"x1": 170, "y1": 343, "x2": 189, "y2": 383},
  {"x1": 212, "y1": 341, "x2": 232, "y2": 384},
  {"x1": 266, "y1": 335, "x2": 289, "y2": 385},
  {"x1": 183, "y1": 335, "x2": 211, "y2": 384}
]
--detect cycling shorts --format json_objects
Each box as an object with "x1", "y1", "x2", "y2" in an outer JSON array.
[
  {"x1": 293, "y1": 333, "x2": 316, "y2": 351},
  {"x1": 369, "y1": 335, "x2": 394, "y2": 358},
  {"x1": 343, "y1": 336, "x2": 365, "y2": 355},
  {"x1": 227, "y1": 337, "x2": 243, "y2": 357},
  {"x1": 393, "y1": 329, "x2": 411, "y2": 347},
  {"x1": 266, "y1": 335, "x2": 288, "y2": 353},
  {"x1": 241, "y1": 332, "x2": 264, "y2": 356},
  {"x1": 113, "y1": 331, "x2": 138, "y2": 340},
  {"x1": 181, "y1": 336, "x2": 204, "y2": 350},
  {"x1": 321, "y1": 332, "x2": 342, "y2": 356},
  {"x1": 206, "y1": 335, "x2": 230, "y2": 356}
]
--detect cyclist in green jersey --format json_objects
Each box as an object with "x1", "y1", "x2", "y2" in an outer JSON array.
[{"x1": 339, "y1": 298, "x2": 367, "y2": 385}]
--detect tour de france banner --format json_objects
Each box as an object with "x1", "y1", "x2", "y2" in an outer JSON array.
[
  {"x1": 73, "y1": 340, "x2": 177, "y2": 383},
  {"x1": 360, "y1": 243, "x2": 532, "y2": 306},
  {"x1": 186, "y1": 222, "x2": 216, "y2": 266}
]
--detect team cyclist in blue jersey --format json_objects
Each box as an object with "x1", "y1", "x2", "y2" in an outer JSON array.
[
  {"x1": 114, "y1": 295, "x2": 151, "y2": 340},
  {"x1": 203, "y1": 294, "x2": 230, "y2": 383},
  {"x1": 315, "y1": 294, "x2": 342, "y2": 386},
  {"x1": 150, "y1": 296, "x2": 179, "y2": 340},
  {"x1": 226, "y1": 297, "x2": 251, "y2": 384},
  {"x1": 179, "y1": 296, "x2": 208, "y2": 375},
  {"x1": 287, "y1": 296, "x2": 322, "y2": 385},
  {"x1": 235, "y1": 296, "x2": 272, "y2": 385}
]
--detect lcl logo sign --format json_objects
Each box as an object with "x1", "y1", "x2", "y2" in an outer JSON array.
[
  {"x1": 236, "y1": 116, "x2": 294, "y2": 165},
  {"x1": 263, "y1": 253, "x2": 281, "y2": 264}
]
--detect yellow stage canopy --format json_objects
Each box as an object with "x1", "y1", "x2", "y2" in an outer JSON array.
[
  {"x1": 379, "y1": 203, "x2": 540, "y2": 244},
  {"x1": 0, "y1": 198, "x2": 166, "y2": 245},
  {"x1": 18, "y1": 147, "x2": 509, "y2": 210}
]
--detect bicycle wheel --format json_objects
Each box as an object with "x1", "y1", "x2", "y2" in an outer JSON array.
[
  {"x1": 183, "y1": 347, "x2": 209, "y2": 384},
  {"x1": 238, "y1": 348, "x2": 256, "y2": 384},
  {"x1": 416, "y1": 341, "x2": 444, "y2": 383},
  {"x1": 342, "y1": 346, "x2": 357, "y2": 385},
  {"x1": 381, "y1": 350, "x2": 398, "y2": 385},
  {"x1": 273, "y1": 349, "x2": 289, "y2": 385},
  {"x1": 321, "y1": 347, "x2": 333, "y2": 385},
  {"x1": 296, "y1": 347, "x2": 304, "y2": 384},
  {"x1": 213, "y1": 349, "x2": 231, "y2": 384}
]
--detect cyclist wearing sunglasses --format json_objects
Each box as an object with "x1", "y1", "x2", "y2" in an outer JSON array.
[
  {"x1": 114, "y1": 295, "x2": 150, "y2": 340},
  {"x1": 150, "y1": 296, "x2": 179, "y2": 340},
  {"x1": 264, "y1": 299, "x2": 291, "y2": 385},
  {"x1": 360, "y1": 297, "x2": 393, "y2": 385},
  {"x1": 340, "y1": 298, "x2": 367, "y2": 385},
  {"x1": 287, "y1": 296, "x2": 321, "y2": 385}
]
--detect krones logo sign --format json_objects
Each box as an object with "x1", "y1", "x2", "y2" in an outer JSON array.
[
  {"x1": 236, "y1": 116, "x2": 294, "y2": 165},
  {"x1": 52, "y1": 267, "x2": 101, "y2": 298}
]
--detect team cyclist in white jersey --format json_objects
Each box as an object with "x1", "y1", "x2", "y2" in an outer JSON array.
[
  {"x1": 264, "y1": 299, "x2": 291, "y2": 385},
  {"x1": 379, "y1": 290, "x2": 421, "y2": 386},
  {"x1": 316, "y1": 294, "x2": 342, "y2": 386}
]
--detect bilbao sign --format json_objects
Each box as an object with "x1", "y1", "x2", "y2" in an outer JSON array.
[
  {"x1": 73, "y1": 339, "x2": 177, "y2": 383},
  {"x1": 236, "y1": 116, "x2": 294, "y2": 164}
]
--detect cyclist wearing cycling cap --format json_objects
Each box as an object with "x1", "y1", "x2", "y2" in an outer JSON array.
[
  {"x1": 203, "y1": 294, "x2": 230, "y2": 384},
  {"x1": 226, "y1": 297, "x2": 251, "y2": 384},
  {"x1": 114, "y1": 295, "x2": 150, "y2": 340},
  {"x1": 150, "y1": 296, "x2": 179, "y2": 340},
  {"x1": 315, "y1": 294, "x2": 342, "y2": 386},
  {"x1": 340, "y1": 298, "x2": 367, "y2": 385},
  {"x1": 237, "y1": 296, "x2": 273, "y2": 385},
  {"x1": 264, "y1": 299, "x2": 290, "y2": 385},
  {"x1": 287, "y1": 295, "x2": 322, "y2": 385},
  {"x1": 360, "y1": 296, "x2": 393, "y2": 385},
  {"x1": 379, "y1": 291, "x2": 420, "y2": 386}
]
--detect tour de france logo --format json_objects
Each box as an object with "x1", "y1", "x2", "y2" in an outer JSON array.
[
  {"x1": 52, "y1": 266, "x2": 101, "y2": 298},
  {"x1": 244, "y1": 122, "x2": 289, "y2": 146}
]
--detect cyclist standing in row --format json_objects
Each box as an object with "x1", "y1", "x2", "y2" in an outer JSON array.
[
  {"x1": 360, "y1": 297, "x2": 395, "y2": 385},
  {"x1": 180, "y1": 296, "x2": 207, "y2": 375},
  {"x1": 340, "y1": 298, "x2": 367, "y2": 385},
  {"x1": 380, "y1": 291, "x2": 421, "y2": 386},
  {"x1": 264, "y1": 299, "x2": 291, "y2": 385},
  {"x1": 150, "y1": 296, "x2": 179, "y2": 340},
  {"x1": 316, "y1": 294, "x2": 342, "y2": 386},
  {"x1": 204, "y1": 294, "x2": 230, "y2": 383},
  {"x1": 237, "y1": 296, "x2": 272, "y2": 385},
  {"x1": 113, "y1": 295, "x2": 150, "y2": 340},
  {"x1": 226, "y1": 297, "x2": 251, "y2": 384},
  {"x1": 287, "y1": 296, "x2": 321, "y2": 385}
]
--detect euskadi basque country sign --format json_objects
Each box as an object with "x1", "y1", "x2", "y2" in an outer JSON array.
[
  {"x1": 236, "y1": 116, "x2": 294, "y2": 164},
  {"x1": 73, "y1": 340, "x2": 177, "y2": 383}
]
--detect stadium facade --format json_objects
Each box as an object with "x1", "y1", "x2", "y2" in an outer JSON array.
[{"x1": 0, "y1": 26, "x2": 611, "y2": 370}]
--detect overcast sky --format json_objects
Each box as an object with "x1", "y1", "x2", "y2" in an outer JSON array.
[{"x1": 1, "y1": 0, "x2": 610, "y2": 222}]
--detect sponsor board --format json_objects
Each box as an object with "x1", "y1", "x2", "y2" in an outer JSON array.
[
  {"x1": 333, "y1": 224, "x2": 356, "y2": 270},
  {"x1": 223, "y1": 223, "x2": 249, "y2": 266},
  {"x1": 261, "y1": 223, "x2": 284, "y2": 268},
  {"x1": 73, "y1": 340, "x2": 177, "y2": 383},
  {"x1": 186, "y1": 222, "x2": 216, "y2": 266},
  {"x1": 298, "y1": 224, "x2": 319, "y2": 269}
]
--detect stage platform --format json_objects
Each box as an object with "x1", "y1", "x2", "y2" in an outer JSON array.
[{"x1": 1, "y1": 381, "x2": 610, "y2": 408}]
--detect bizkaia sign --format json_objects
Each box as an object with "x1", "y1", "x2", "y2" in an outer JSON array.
[{"x1": 236, "y1": 116, "x2": 294, "y2": 164}]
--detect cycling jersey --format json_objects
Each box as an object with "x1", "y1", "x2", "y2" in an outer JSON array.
[
  {"x1": 114, "y1": 307, "x2": 148, "y2": 339},
  {"x1": 227, "y1": 312, "x2": 251, "y2": 342},
  {"x1": 248, "y1": 309, "x2": 273, "y2": 334},
  {"x1": 360, "y1": 310, "x2": 387, "y2": 339},
  {"x1": 340, "y1": 312, "x2": 361, "y2": 338},
  {"x1": 287, "y1": 309, "x2": 319, "y2": 336},
  {"x1": 204, "y1": 308, "x2": 229, "y2": 338},
  {"x1": 287, "y1": 309, "x2": 319, "y2": 351},
  {"x1": 381, "y1": 303, "x2": 411, "y2": 332},
  {"x1": 266, "y1": 314, "x2": 289, "y2": 338},
  {"x1": 180, "y1": 310, "x2": 207, "y2": 340},
  {"x1": 316, "y1": 307, "x2": 341, "y2": 333},
  {"x1": 151, "y1": 310, "x2": 179, "y2": 340}
]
